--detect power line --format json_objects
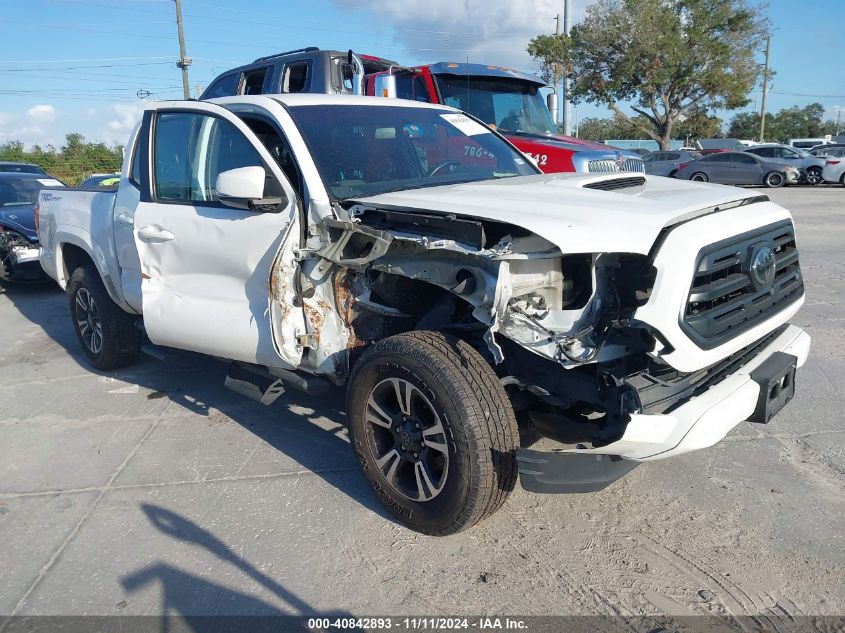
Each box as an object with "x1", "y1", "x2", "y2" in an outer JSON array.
[
  {"x1": 0, "y1": 62, "x2": 173, "y2": 73},
  {"x1": 769, "y1": 90, "x2": 845, "y2": 99},
  {"x1": 0, "y1": 56, "x2": 172, "y2": 64}
]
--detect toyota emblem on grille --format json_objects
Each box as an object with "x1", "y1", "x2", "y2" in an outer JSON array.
[
  {"x1": 750, "y1": 245, "x2": 776, "y2": 289},
  {"x1": 615, "y1": 152, "x2": 626, "y2": 170}
]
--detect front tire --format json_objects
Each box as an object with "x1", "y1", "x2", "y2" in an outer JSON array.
[
  {"x1": 68, "y1": 266, "x2": 141, "y2": 370},
  {"x1": 347, "y1": 331, "x2": 519, "y2": 535},
  {"x1": 765, "y1": 171, "x2": 785, "y2": 188},
  {"x1": 690, "y1": 172, "x2": 708, "y2": 182},
  {"x1": 805, "y1": 166, "x2": 823, "y2": 185}
]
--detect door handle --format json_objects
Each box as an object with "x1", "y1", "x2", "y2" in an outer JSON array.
[{"x1": 137, "y1": 225, "x2": 175, "y2": 243}]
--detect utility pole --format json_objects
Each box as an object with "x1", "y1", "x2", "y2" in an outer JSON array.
[
  {"x1": 174, "y1": 0, "x2": 192, "y2": 100},
  {"x1": 836, "y1": 108, "x2": 842, "y2": 136},
  {"x1": 552, "y1": 14, "x2": 561, "y2": 127},
  {"x1": 562, "y1": 0, "x2": 572, "y2": 136},
  {"x1": 759, "y1": 35, "x2": 771, "y2": 143}
]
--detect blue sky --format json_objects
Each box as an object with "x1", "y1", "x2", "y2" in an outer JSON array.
[{"x1": 1, "y1": 0, "x2": 843, "y2": 148}]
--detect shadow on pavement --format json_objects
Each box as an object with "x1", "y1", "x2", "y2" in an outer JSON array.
[
  {"x1": 120, "y1": 504, "x2": 355, "y2": 629},
  {"x1": 1, "y1": 283, "x2": 394, "y2": 524}
]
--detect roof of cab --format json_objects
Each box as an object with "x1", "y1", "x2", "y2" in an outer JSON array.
[{"x1": 423, "y1": 62, "x2": 545, "y2": 86}]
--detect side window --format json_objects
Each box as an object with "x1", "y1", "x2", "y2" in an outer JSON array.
[
  {"x1": 129, "y1": 136, "x2": 142, "y2": 186},
  {"x1": 203, "y1": 73, "x2": 239, "y2": 99},
  {"x1": 240, "y1": 116, "x2": 303, "y2": 199},
  {"x1": 282, "y1": 62, "x2": 310, "y2": 93},
  {"x1": 666, "y1": 153, "x2": 680, "y2": 160},
  {"x1": 153, "y1": 112, "x2": 264, "y2": 203},
  {"x1": 241, "y1": 67, "x2": 268, "y2": 95},
  {"x1": 755, "y1": 147, "x2": 773, "y2": 158},
  {"x1": 395, "y1": 74, "x2": 414, "y2": 101},
  {"x1": 413, "y1": 76, "x2": 432, "y2": 102},
  {"x1": 732, "y1": 154, "x2": 755, "y2": 164}
]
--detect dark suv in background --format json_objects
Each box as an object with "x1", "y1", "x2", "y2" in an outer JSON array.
[{"x1": 201, "y1": 47, "x2": 395, "y2": 98}]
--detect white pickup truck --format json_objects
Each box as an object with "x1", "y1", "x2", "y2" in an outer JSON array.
[{"x1": 38, "y1": 94, "x2": 810, "y2": 535}]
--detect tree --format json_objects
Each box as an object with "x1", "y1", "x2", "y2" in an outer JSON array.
[
  {"x1": 0, "y1": 134, "x2": 122, "y2": 184},
  {"x1": 728, "y1": 103, "x2": 832, "y2": 142},
  {"x1": 577, "y1": 114, "x2": 652, "y2": 141},
  {"x1": 528, "y1": 0, "x2": 769, "y2": 149},
  {"x1": 674, "y1": 107, "x2": 724, "y2": 140}
]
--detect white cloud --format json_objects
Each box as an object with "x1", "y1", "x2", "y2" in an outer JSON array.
[
  {"x1": 101, "y1": 103, "x2": 145, "y2": 145},
  {"x1": 336, "y1": 0, "x2": 587, "y2": 73},
  {"x1": 0, "y1": 101, "x2": 144, "y2": 149},
  {"x1": 26, "y1": 104, "x2": 57, "y2": 124}
]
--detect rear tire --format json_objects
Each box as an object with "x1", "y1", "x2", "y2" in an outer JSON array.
[
  {"x1": 690, "y1": 172, "x2": 708, "y2": 182},
  {"x1": 67, "y1": 266, "x2": 141, "y2": 370},
  {"x1": 347, "y1": 331, "x2": 519, "y2": 535},
  {"x1": 840, "y1": 173, "x2": 845, "y2": 187},
  {"x1": 765, "y1": 171, "x2": 785, "y2": 188}
]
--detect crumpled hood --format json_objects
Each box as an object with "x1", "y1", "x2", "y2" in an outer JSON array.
[
  {"x1": 0, "y1": 205, "x2": 37, "y2": 241},
  {"x1": 354, "y1": 173, "x2": 766, "y2": 255}
]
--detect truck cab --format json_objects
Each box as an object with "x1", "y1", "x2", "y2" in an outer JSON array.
[{"x1": 369, "y1": 62, "x2": 644, "y2": 174}]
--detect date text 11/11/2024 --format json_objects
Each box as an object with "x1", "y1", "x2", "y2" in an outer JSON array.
[{"x1": 307, "y1": 617, "x2": 529, "y2": 630}]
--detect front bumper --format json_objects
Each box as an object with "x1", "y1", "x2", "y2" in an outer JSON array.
[
  {"x1": 0, "y1": 244, "x2": 45, "y2": 282},
  {"x1": 517, "y1": 324, "x2": 810, "y2": 491}
]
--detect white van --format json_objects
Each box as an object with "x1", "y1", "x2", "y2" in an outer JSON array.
[{"x1": 788, "y1": 138, "x2": 829, "y2": 149}]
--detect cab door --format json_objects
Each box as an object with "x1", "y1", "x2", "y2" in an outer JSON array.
[{"x1": 133, "y1": 101, "x2": 306, "y2": 369}]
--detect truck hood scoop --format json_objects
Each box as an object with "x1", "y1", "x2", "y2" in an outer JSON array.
[
  {"x1": 353, "y1": 173, "x2": 766, "y2": 255},
  {"x1": 582, "y1": 175, "x2": 646, "y2": 191}
]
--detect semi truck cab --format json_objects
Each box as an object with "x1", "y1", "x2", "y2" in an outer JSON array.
[{"x1": 368, "y1": 61, "x2": 645, "y2": 174}]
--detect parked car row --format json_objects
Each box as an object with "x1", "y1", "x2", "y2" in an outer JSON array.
[{"x1": 643, "y1": 143, "x2": 845, "y2": 187}]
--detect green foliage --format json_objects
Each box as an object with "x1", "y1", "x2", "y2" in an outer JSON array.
[
  {"x1": 578, "y1": 108, "x2": 723, "y2": 142},
  {"x1": 577, "y1": 114, "x2": 652, "y2": 140},
  {"x1": 528, "y1": 0, "x2": 769, "y2": 149},
  {"x1": 0, "y1": 133, "x2": 122, "y2": 184},
  {"x1": 727, "y1": 103, "x2": 839, "y2": 141}
]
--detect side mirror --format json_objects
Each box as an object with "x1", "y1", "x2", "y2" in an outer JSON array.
[
  {"x1": 546, "y1": 92, "x2": 558, "y2": 124},
  {"x1": 347, "y1": 50, "x2": 365, "y2": 96},
  {"x1": 217, "y1": 166, "x2": 284, "y2": 212}
]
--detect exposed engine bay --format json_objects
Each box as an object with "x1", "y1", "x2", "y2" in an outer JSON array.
[{"x1": 290, "y1": 200, "x2": 669, "y2": 450}]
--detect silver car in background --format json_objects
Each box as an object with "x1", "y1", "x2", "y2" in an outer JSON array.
[
  {"x1": 675, "y1": 151, "x2": 800, "y2": 188},
  {"x1": 744, "y1": 144, "x2": 826, "y2": 185},
  {"x1": 643, "y1": 150, "x2": 702, "y2": 177},
  {"x1": 809, "y1": 144, "x2": 845, "y2": 159}
]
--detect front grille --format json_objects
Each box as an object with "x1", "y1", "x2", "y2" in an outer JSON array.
[
  {"x1": 683, "y1": 221, "x2": 803, "y2": 348},
  {"x1": 587, "y1": 157, "x2": 645, "y2": 173}
]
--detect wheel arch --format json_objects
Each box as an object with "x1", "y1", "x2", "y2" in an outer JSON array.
[{"x1": 57, "y1": 238, "x2": 134, "y2": 312}]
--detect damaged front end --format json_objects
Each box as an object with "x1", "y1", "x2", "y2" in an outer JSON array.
[
  {"x1": 0, "y1": 228, "x2": 43, "y2": 282},
  {"x1": 294, "y1": 201, "x2": 664, "y2": 469}
]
